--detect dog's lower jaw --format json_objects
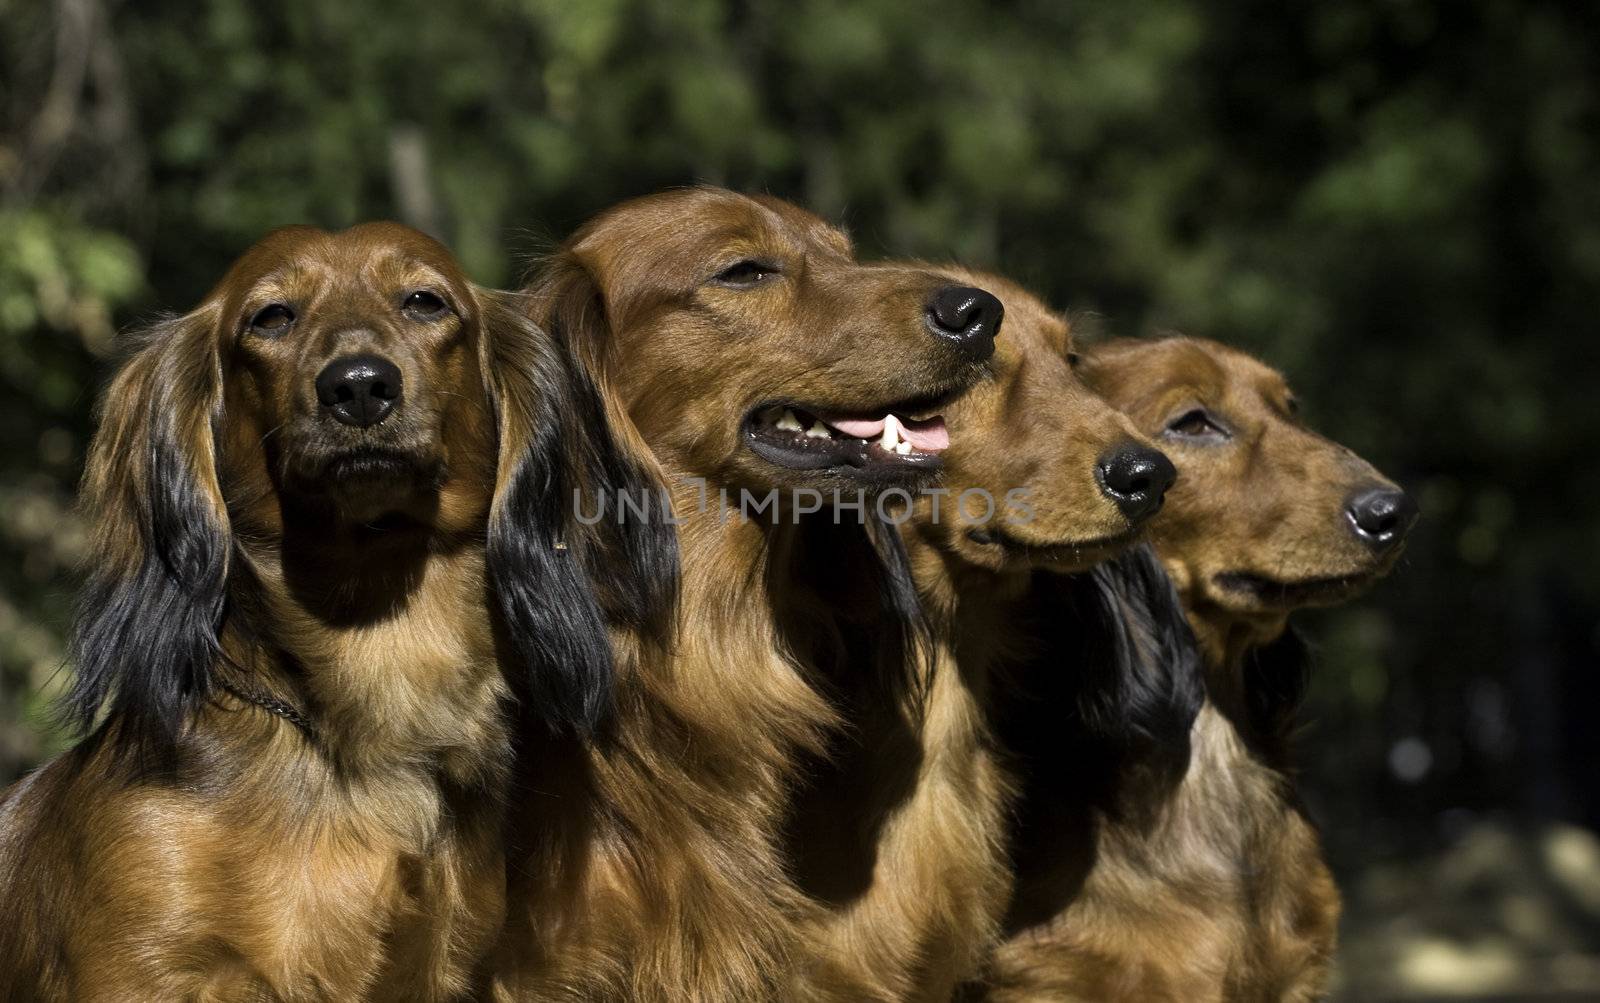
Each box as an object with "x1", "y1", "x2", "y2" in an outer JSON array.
[
  {"x1": 329, "y1": 485, "x2": 432, "y2": 528},
  {"x1": 279, "y1": 446, "x2": 446, "y2": 526}
]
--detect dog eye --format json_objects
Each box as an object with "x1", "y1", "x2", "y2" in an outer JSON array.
[
  {"x1": 712, "y1": 260, "x2": 779, "y2": 287},
  {"x1": 1165, "y1": 408, "x2": 1230, "y2": 440},
  {"x1": 249, "y1": 304, "x2": 295, "y2": 335},
  {"x1": 402, "y1": 290, "x2": 449, "y2": 318},
  {"x1": 1066, "y1": 351, "x2": 1081, "y2": 368}
]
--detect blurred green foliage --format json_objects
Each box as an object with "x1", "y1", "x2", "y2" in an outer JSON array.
[{"x1": 2, "y1": 0, "x2": 1597, "y2": 990}]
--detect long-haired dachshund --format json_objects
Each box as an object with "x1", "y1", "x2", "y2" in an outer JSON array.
[
  {"x1": 494, "y1": 187, "x2": 1000, "y2": 1001},
  {"x1": 0, "y1": 223, "x2": 667, "y2": 1001},
  {"x1": 977, "y1": 335, "x2": 1418, "y2": 1002},
  {"x1": 783, "y1": 269, "x2": 1179, "y2": 1000}
]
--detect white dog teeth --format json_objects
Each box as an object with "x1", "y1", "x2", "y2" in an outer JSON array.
[
  {"x1": 880, "y1": 414, "x2": 900, "y2": 451},
  {"x1": 763, "y1": 408, "x2": 917, "y2": 453},
  {"x1": 879, "y1": 413, "x2": 916, "y2": 455}
]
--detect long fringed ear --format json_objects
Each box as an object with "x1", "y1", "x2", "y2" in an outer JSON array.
[
  {"x1": 479, "y1": 280, "x2": 678, "y2": 738},
  {"x1": 522, "y1": 256, "x2": 680, "y2": 647},
  {"x1": 65, "y1": 309, "x2": 231, "y2": 772},
  {"x1": 863, "y1": 513, "x2": 933, "y2": 711},
  {"x1": 777, "y1": 513, "x2": 931, "y2": 713},
  {"x1": 1064, "y1": 544, "x2": 1206, "y2": 785}
]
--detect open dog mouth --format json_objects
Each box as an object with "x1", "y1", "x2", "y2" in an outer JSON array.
[
  {"x1": 1214, "y1": 570, "x2": 1374, "y2": 607},
  {"x1": 743, "y1": 401, "x2": 951, "y2": 478}
]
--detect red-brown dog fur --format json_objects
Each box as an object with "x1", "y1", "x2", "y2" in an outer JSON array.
[
  {"x1": 979, "y1": 336, "x2": 1415, "y2": 1002},
  {"x1": 784, "y1": 270, "x2": 1171, "y2": 1000},
  {"x1": 0, "y1": 223, "x2": 641, "y2": 1001},
  {"x1": 493, "y1": 188, "x2": 997, "y2": 1001}
]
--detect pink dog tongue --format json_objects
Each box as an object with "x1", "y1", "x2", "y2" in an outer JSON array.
[
  {"x1": 815, "y1": 412, "x2": 950, "y2": 452},
  {"x1": 819, "y1": 415, "x2": 886, "y2": 438},
  {"x1": 899, "y1": 415, "x2": 950, "y2": 451}
]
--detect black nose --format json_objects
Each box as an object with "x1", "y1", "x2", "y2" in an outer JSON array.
[
  {"x1": 1345, "y1": 486, "x2": 1418, "y2": 551},
  {"x1": 926, "y1": 286, "x2": 1003, "y2": 361},
  {"x1": 1096, "y1": 444, "x2": 1177, "y2": 522},
  {"x1": 315, "y1": 354, "x2": 403, "y2": 428}
]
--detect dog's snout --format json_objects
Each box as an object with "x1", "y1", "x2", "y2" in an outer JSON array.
[
  {"x1": 1345, "y1": 486, "x2": 1418, "y2": 551},
  {"x1": 926, "y1": 286, "x2": 1003, "y2": 361},
  {"x1": 315, "y1": 354, "x2": 403, "y2": 428},
  {"x1": 1096, "y1": 444, "x2": 1177, "y2": 522}
]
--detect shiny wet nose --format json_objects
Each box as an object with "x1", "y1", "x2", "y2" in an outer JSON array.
[
  {"x1": 315, "y1": 354, "x2": 403, "y2": 428},
  {"x1": 1346, "y1": 486, "x2": 1419, "y2": 552},
  {"x1": 1097, "y1": 444, "x2": 1177, "y2": 522},
  {"x1": 926, "y1": 286, "x2": 1004, "y2": 362}
]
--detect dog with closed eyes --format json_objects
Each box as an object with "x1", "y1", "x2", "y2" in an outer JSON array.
[
  {"x1": 0, "y1": 223, "x2": 670, "y2": 1002},
  {"x1": 492, "y1": 187, "x2": 1002, "y2": 1001}
]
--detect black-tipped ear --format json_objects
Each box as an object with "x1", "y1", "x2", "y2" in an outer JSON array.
[
  {"x1": 563, "y1": 363, "x2": 680, "y2": 646},
  {"x1": 863, "y1": 512, "x2": 932, "y2": 708},
  {"x1": 1065, "y1": 544, "x2": 1206, "y2": 783},
  {"x1": 523, "y1": 257, "x2": 680, "y2": 649},
  {"x1": 777, "y1": 513, "x2": 930, "y2": 713},
  {"x1": 65, "y1": 311, "x2": 230, "y2": 772},
  {"x1": 486, "y1": 425, "x2": 617, "y2": 737},
  {"x1": 480, "y1": 284, "x2": 678, "y2": 737}
]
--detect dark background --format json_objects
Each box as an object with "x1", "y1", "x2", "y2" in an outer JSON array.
[{"x1": 3, "y1": 1, "x2": 1596, "y2": 996}]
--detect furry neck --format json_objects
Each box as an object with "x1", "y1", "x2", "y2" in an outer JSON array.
[
  {"x1": 645, "y1": 483, "x2": 848, "y2": 777},
  {"x1": 1178, "y1": 592, "x2": 1291, "y2": 746},
  {"x1": 222, "y1": 514, "x2": 509, "y2": 797},
  {"x1": 904, "y1": 526, "x2": 1044, "y2": 704}
]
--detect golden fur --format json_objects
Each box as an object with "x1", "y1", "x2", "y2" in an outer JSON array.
[
  {"x1": 492, "y1": 188, "x2": 996, "y2": 1001},
  {"x1": 0, "y1": 223, "x2": 634, "y2": 1001},
  {"x1": 976, "y1": 335, "x2": 1417, "y2": 1002},
  {"x1": 783, "y1": 270, "x2": 1169, "y2": 1001}
]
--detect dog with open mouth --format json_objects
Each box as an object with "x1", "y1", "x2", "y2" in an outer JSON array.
[
  {"x1": 782, "y1": 268, "x2": 1178, "y2": 1001},
  {"x1": 0, "y1": 223, "x2": 668, "y2": 1001},
  {"x1": 536, "y1": 192, "x2": 997, "y2": 501},
  {"x1": 492, "y1": 187, "x2": 1002, "y2": 1001},
  {"x1": 974, "y1": 335, "x2": 1417, "y2": 1002}
]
